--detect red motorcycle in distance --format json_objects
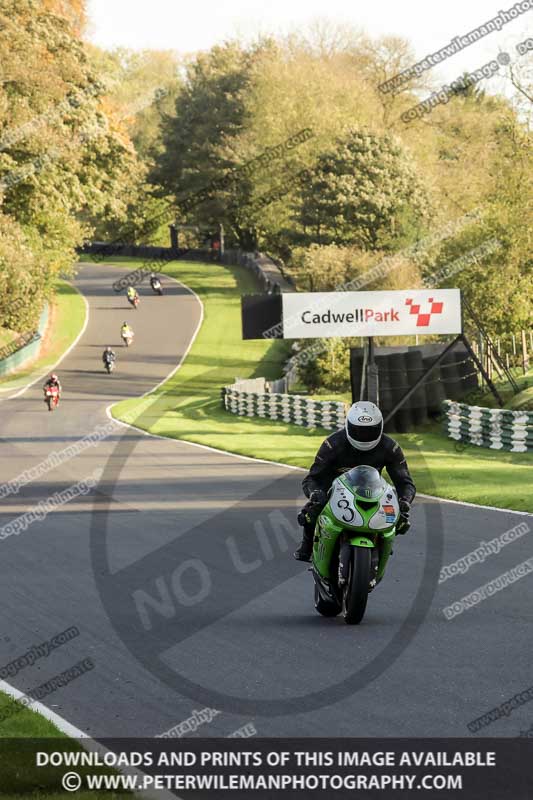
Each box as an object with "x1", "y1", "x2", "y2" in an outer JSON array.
[{"x1": 44, "y1": 385, "x2": 60, "y2": 411}]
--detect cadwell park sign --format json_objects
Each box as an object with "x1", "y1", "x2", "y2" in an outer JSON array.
[{"x1": 241, "y1": 289, "x2": 462, "y2": 340}]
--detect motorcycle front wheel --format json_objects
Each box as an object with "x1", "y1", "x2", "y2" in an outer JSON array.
[{"x1": 343, "y1": 547, "x2": 371, "y2": 625}]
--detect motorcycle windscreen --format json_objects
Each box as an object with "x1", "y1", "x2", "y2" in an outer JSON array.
[{"x1": 343, "y1": 465, "x2": 384, "y2": 500}]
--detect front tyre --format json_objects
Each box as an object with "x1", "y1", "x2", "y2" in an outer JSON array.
[
  {"x1": 314, "y1": 584, "x2": 341, "y2": 617},
  {"x1": 343, "y1": 547, "x2": 371, "y2": 624}
]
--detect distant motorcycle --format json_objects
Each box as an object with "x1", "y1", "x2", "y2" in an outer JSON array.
[
  {"x1": 103, "y1": 356, "x2": 115, "y2": 374},
  {"x1": 150, "y1": 277, "x2": 163, "y2": 296},
  {"x1": 44, "y1": 386, "x2": 60, "y2": 411},
  {"x1": 127, "y1": 293, "x2": 139, "y2": 309}
]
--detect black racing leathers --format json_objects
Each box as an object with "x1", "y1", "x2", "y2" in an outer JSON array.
[{"x1": 302, "y1": 429, "x2": 416, "y2": 507}]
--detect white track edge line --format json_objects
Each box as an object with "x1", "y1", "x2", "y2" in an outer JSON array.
[
  {"x1": 416, "y1": 492, "x2": 531, "y2": 515},
  {"x1": 0, "y1": 677, "x2": 89, "y2": 738},
  {"x1": 7, "y1": 288, "x2": 90, "y2": 399}
]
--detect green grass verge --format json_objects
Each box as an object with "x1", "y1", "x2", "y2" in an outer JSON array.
[
  {"x1": 0, "y1": 691, "x2": 67, "y2": 738},
  {"x1": 507, "y1": 383, "x2": 533, "y2": 411},
  {"x1": 464, "y1": 367, "x2": 532, "y2": 409},
  {"x1": 0, "y1": 694, "x2": 133, "y2": 798},
  {"x1": 107, "y1": 258, "x2": 532, "y2": 512},
  {"x1": 0, "y1": 280, "x2": 86, "y2": 392}
]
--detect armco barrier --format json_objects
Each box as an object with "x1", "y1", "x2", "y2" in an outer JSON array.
[
  {"x1": 222, "y1": 381, "x2": 346, "y2": 431},
  {"x1": 221, "y1": 250, "x2": 294, "y2": 294},
  {"x1": 0, "y1": 304, "x2": 49, "y2": 377},
  {"x1": 443, "y1": 400, "x2": 533, "y2": 452},
  {"x1": 80, "y1": 242, "x2": 295, "y2": 292}
]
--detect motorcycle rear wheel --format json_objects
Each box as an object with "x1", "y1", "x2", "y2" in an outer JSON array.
[{"x1": 343, "y1": 547, "x2": 371, "y2": 624}]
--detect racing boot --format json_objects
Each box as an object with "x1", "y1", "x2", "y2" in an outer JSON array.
[{"x1": 293, "y1": 526, "x2": 314, "y2": 562}]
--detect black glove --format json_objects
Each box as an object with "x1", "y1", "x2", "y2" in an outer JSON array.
[
  {"x1": 396, "y1": 499, "x2": 411, "y2": 535},
  {"x1": 309, "y1": 489, "x2": 327, "y2": 505},
  {"x1": 297, "y1": 507, "x2": 309, "y2": 527},
  {"x1": 297, "y1": 489, "x2": 327, "y2": 527}
]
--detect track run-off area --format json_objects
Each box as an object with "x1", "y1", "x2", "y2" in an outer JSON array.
[{"x1": 0, "y1": 262, "x2": 531, "y2": 739}]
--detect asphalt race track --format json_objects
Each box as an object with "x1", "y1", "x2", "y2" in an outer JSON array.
[{"x1": 0, "y1": 262, "x2": 531, "y2": 739}]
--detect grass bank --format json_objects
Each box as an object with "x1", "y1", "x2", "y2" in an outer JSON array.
[
  {"x1": 110, "y1": 258, "x2": 532, "y2": 513},
  {"x1": 0, "y1": 280, "x2": 86, "y2": 393},
  {"x1": 0, "y1": 690, "x2": 66, "y2": 738},
  {"x1": 0, "y1": 691, "x2": 132, "y2": 798}
]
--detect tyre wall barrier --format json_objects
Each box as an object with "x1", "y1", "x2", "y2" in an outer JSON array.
[
  {"x1": 222, "y1": 381, "x2": 346, "y2": 431},
  {"x1": 443, "y1": 400, "x2": 533, "y2": 452},
  {"x1": 0, "y1": 304, "x2": 49, "y2": 377},
  {"x1": 350, "y1": 342, "x2": 477, "y2": 432}
]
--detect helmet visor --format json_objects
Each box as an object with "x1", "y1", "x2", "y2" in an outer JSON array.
[{"x1": 346, "y1": 419, "x2": 382, "y2": 444}]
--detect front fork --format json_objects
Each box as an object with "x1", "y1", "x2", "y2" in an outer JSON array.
[
  {"x1": 376, "y1": 529, "x2": 395, "y2": 581},
  {"x1": 338, "y1": 529, "x2": 395, "y2": 590}
]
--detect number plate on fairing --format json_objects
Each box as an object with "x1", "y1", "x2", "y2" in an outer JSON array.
[{"x1": 329, "y1": 479, "x2": 364, "y2": 528}]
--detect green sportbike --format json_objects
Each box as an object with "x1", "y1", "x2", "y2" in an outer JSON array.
[{"x1": 311, "y1": 465, "x2": 399, "y2": 625}]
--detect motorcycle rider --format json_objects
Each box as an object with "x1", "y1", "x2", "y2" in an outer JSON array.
[
  {"x1": 150, "y1": 272, "x2": 160, "y2": 289},
  {"x1": 126, "y1": 285, "x2": 138, "y2": 304},
  {"x1": 43, "y1": 373, "x2": 62, "y2": 401},
  {"x1": 102, "y1": 345, "x2": 116, "y2": 367},
  {"x1": 294, "y1": 401, "x2": 416, "y2": 562},
  {"x1": 121, "y1": 321, "x2": 133, "y2": 342}
]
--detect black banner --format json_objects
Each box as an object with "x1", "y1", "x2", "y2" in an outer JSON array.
[
  {"x1": 241, "y1": 294, "x2": 282, "y2": 339},
  {"x1": 0, "y1": 738, "x2": 531, "y2": 798}
]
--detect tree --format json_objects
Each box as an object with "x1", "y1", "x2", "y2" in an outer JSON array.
[
  {"x1": 295, "y1": 128, "x2": 431, "y2": 250},
  {"x1": 0, "y1": 0, "x2": 144, "y2": 332},
  {"x1": 415, "y1": 107, "x2": 532, "y2": 338},
  {"x1": 151, "y1": 41, "x2": 265, "y2": 248},
  {"x1": 90, "y1": 46, "x2": 182, "y2": 163},
  {"x1": 0, "y1": 215, "x2": 45, "y2": 331}
]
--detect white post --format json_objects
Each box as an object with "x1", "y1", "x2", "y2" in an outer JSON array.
[{"x1": 522, "y1": 330, "x2": 529, "y2": 375}]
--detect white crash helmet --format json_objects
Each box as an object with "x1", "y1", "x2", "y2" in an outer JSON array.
[{"x1": 345, "y1": 401, "x2": 384, "y2": 451}]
